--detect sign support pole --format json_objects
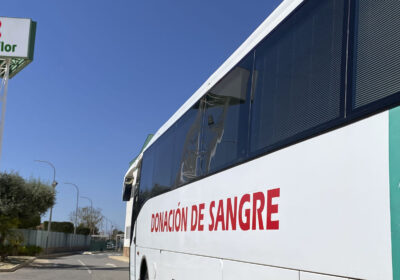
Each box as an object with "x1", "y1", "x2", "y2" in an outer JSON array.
[{"x1": 0, "y1": 58, "x2": 11, "y2": 166}]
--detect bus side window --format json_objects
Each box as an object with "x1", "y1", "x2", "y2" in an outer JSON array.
[
  {"x1": 171, "y1": 100, "x2": 204, "y2": 187},
  {"x1": 151, "y1": 128, "x2": 175, "y2": 196},
  {"x1": 352, "y1": 0, "x2": 400, "y2": 111},
  {"x1": 138, "y1": 147, "x2": 155, "y2": 207},
  {"x1": 250, "y1": 0, "x2": 345, "y2": 155},
  {"x1": 201, "y1": 53, "x2": 254, "y2": 174}
]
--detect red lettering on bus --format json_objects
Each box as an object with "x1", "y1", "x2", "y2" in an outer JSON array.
[
  {"x1": 181, "y1": 207, "x2": 188, "y2": 231},
  {"x1": 239, "y1": 194, "x2": 251, "y2": 231},
  {"x1": 163, "y1": 211, "x2": 168, "y2": 231},
  {"x1": 155, "y1": 213, "x2": 159, "y2": 232},
  {"x1": 215, "y1": 199, "x2": 225, "y2": 231},
  {"x1": 226, "y1": 197, "x2": 237, "y2": 230},
  {"x1": 159, "y1": 212, "x2": 164, "y2": 232},
  {"x1": 175, "y1": 208, "x2": 181, "y2": 232},
  {"x1": 151, "y1": 214, "x2": 155, "y2": 232},
  {"x1": 150, "y1": 187, "x2": 280, "y2": 233},
  {"x1": 168, "y1": 209, "x2": 174, "y2": 232},
  {"x1": 267, "y1": 188, "x2": 280, "y2": 230},
  {"x1": 208, "y1": 201, "x2": 216, "y2": 231},
  {"x1": 252, "y1": 192, "x2": 265, "y2": 230},
  {"x1": 191, "y1": 205, "x2": 198, "y2": 231},
  {"x1": 198, "y1": 203, "x2": 205, "y2": 231}
]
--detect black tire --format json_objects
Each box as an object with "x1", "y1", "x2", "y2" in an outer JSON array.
[
  {"x1": 141, "y1": 261, "x2": 149, "y2": 280},
  {"x1": 143, "y1": 270, "x2": 149, "y2": 280}
]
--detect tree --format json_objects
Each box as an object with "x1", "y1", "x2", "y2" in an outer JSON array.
[
  {"x1": 0, "y1": 172, "x2": 55, "y2": 261},
  {"x1": 43, "y1": 221, "x2": 74, "y2": 234},
  {"x1": 70, "y1": 207, "x2": 103, "y2": 235},
  {"x1": 18, "y1": 214, "x2": 41, "y2": 229},
  {"x1": 76, "y1": 225, "x2": 91, "y2": 235}
]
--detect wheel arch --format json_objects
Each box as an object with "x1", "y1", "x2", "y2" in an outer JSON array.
[{"x1": 139, "y1": 255, "x2": 148, "y2": 280}]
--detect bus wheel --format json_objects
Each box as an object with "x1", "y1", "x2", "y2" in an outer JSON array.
[{"x1": 140, "y1": 260, "x2": 149, "y2": 280}]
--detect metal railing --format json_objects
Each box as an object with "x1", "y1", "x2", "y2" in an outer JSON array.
[{"x1": 18, "y1": 229, "x2": 91, "y2": 253}]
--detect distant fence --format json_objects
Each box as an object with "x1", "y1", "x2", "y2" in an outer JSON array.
[{"x1": 18, "y1": 229, "x2": 91, "y2": 254}]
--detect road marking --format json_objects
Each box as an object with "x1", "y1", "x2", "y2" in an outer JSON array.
[
  {"x1": 106, "y1": 263, "x2": 117, "y2": 267},
  {"x1": 78, "y1": 259, "x2": 92, "y2": 274}
]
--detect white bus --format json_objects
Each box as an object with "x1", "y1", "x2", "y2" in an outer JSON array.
[{"x1": 123, "y1": 0, "x2": 400, "y2": 279}]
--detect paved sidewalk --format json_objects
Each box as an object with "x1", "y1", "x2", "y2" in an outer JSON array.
[{"x1": 0, "y1": 256, "x2": 36, "y2": 272}]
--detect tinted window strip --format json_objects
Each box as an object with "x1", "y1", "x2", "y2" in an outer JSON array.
[{"x1": 137, "y1": 0, "x2": 400, "y2": 204}]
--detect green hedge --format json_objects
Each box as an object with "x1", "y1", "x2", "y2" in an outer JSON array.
[
  {"x1": 17, "y1": 245, "x2": 42, "y2": 256},
  {"x1": 43, "y1": 221, "x2": 74, "y2": 233}
]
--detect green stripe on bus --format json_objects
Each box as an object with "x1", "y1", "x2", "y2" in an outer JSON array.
[{"x1": 389, "y1": 107, "x2": 400, "y2": 280}]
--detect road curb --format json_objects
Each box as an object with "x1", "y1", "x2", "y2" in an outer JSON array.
[{"x1": 0, "y1": 257, "x2": 36, "y2": 272}]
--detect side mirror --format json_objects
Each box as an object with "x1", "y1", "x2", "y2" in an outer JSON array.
[
  {"x1": 122, "y1": 184, "x2": 132, "y2": 201},
  {"x1": 122, "y1": 177, "x2": 134, "y2": 201}
]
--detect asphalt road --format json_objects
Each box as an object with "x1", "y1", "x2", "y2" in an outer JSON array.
[{"x1": 0, "y1": 252, "x2": 129, "y2": 280}]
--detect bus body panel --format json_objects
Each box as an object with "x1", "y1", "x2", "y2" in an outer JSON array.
[
  {"x1": 223, "y1": 260, "x2": 299, "y2": 280},
  {"x1": 130, "y1": 228, "x2": 136, "y2": 280},
  {"x1": 135, "y1": 246, "x2": 223, "y2": 280},
  {"x1": 135, "y1": 112, "x2": 392, "y2": 279},
  {"x1": 300, "y1": 272, "x2": 349, "y2": 280}
]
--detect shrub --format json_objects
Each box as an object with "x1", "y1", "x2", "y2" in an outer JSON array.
[
  {"x1": 76, "y1": 225, "x2": 91, "y2": 235},
  {"x1": 0, "y1": 245, "x2": 14, "y2": 260},
  {"x1": 17, "y1": 245, "x2": 42, "y2": 256},
  {"x1": 43, "y1": 221, "x2": 74, "y2": 233}
]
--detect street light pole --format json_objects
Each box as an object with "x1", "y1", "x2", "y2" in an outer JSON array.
[
  {"x1": 104, "y1": 217, "x2": 109, "y2": 238},
  {"x1": 34, "y1": 160, "x2": 57, "y2": 254},
  {"x1": 103, "y1": 216, "x2": 112, "y2": 239},
  {"x1": 64, "y1": 183, "x2": 79, "y2": 235},
  {"x1": 80, "y1": 196, "x2": 93, "y2": 235}
]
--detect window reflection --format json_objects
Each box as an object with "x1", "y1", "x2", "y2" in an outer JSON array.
[
  {"x1": 202, "y1": 55, "x2": 253, "y2": 173},
  {"x1": 172, "y1": 101, "x2": 204, "y2": 186}
]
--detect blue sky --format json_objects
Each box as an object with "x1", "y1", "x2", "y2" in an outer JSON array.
[{"x1": 1, "y1": 0, "x2": 281, "y2": 231}]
